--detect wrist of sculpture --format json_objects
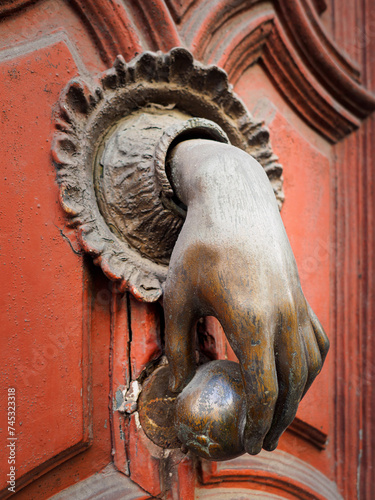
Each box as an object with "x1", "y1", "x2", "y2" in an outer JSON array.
[
  {"x1": 167, "y1": 138, "x2": 280, "y2": 219},
  {"x1": 153, "y1": 116, "x2": 230, "y2": 217}
]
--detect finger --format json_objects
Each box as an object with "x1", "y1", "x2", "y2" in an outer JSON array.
[
  {"x1": 221, "y1": 313, "x2": 278, "y2": 455},
  {"x1": 306, "y1": 302, "x2": 330, "y2": 363},
  {"x1": 263, "y1": 308, "x2": 308, "y2": 451},
  {"x1": 299, "y1": 317, "x2": 322, "y2": 398},
  {"x1": 164, "y1": 280, "x2": 198, "y2": 393}
]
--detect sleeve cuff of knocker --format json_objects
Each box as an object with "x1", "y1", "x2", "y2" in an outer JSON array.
[{"x1": 154, "y1": 117, "x2": 229, "y2": 218}]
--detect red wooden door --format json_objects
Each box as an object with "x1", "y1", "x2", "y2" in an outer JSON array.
[{"x1": 1, "y1": 1, "x2": 374, "y2": 499}]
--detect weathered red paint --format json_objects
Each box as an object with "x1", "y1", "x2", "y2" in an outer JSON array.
[
  {"x1": 0, "y1": 1, "x2": 374, "y2": 499},
  {"x1": 0, "y1": 41, "x2": 89, "y2": 492},
  {"x1": 111, "y1": 291, "x2": 131, "y2": 475},
  {"x1": 129, "y1": 297, "x2": 162, "y2": 380}
]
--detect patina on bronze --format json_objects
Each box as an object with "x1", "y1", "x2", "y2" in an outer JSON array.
[
  {"x1": 138, "y1": 360, "x2": 247, "y2": 461},
  {"x1": 138, "y1": 138, "x2": 329, "y2": 461},
  {"x1": 175, "y1": 360, "x2": 247, "y2": 461},
  {"x1": 95, "y1": 108, "x2": 229, "y2": 266},
  {"x1": 138, "y1": 365, "x2": 181, "y2": 450},
  {"x1": 162, "y1": 139, "x2": 329, "y2": 457},
  {"x1": 52, "y1": 48, "x2": 283, "y2": 302},
  {"x1": 53, "y1": 48, "x2": 329, "y2": 462}
]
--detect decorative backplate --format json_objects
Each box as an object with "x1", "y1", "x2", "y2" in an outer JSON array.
[
  {"x1": 95, "y1": 109, "x2": 229, "y2": 266},
  {"x1": 52, "y1": 48, "x2": 283, "y2": 302}
]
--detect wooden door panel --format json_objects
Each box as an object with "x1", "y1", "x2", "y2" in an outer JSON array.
[{"x1": 0, "y1": 39, "x2": 90, "y2": 495}]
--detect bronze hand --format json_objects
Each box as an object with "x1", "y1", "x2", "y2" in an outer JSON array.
[{"x1": 163, "y1": 139, "x2": 329, "y2": 455}]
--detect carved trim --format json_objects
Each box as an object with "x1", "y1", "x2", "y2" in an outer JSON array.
[
  {"x1": 0, "y1": 0, "x2": 38, "y2": 17},
  {"x1": 276, "y1": 0, "x2": 362, "y2": 88},
  {"x1": 50, "y1": 464, "x2": 154, "y2": 499},
  {"x1": 359, "y1": 115, "x2": 375, "y2": 500},
  {"x1": 311, "y1": 0, "x2": 327, "y2": 15},
  {"x1": 332, "y1": 117, "x2": 375, "y2": 498},
  {"x1": 125, "y1": 0, "x2": 181, "y2": 52},
  {"x1": 180, "y1": 0, "x2": 375, "y2": 143},
  {"x1": 52, "y1": 48, "x2": 283, "y2": 302},
  {"x1": 110, "y1": 291, "x2": 131, "y2": 475},
  {"x1": 195, "y1": 488, "x2": 288, "y2": 499},
  {"x1": 207, "y1": 11, "x2": 275, "y2": 82},
  {"x1": 200, "y1": 450, "x2": 343, "y2": 500},
  {"x1": 262, "y1": 20, "x2": 359, "y2": 142},
  {"x1": 68, "y1": 0, "x2": 142, "y2": 65},
  {"x1": 0, "y1": 441, "x2": 92, "y2": 499},
  {"x1": 288, "y1": 417, "x2": 327, "y2": 450},
  {"x1": 165, "y1": 0, "x2": 198, "y2": 24}
]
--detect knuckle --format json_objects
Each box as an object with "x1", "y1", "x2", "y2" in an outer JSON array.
[{"x1": 255, "y1": 386, "x2": 278, "y2": 408}]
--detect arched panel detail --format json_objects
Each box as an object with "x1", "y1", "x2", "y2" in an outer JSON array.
[
  {"x1": 200, "y1": 450, "x2": 343, "y2": 500},
  {"x1": 68, "y1": 0, "x2": 143, "y2": 65},
  {"x1": 0, "y1": 0, "x2": 38, "y2": 17},
  {"x1": 125, "y1": 0, "x2": 181, "y2": 52},
  {"x1": 177, "y1": 0, "x2": 375, "y2": 142}
]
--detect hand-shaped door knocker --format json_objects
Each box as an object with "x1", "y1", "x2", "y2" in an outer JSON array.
[{"x1": 52, "y1": 48, "x2": 329, "y2": 461}]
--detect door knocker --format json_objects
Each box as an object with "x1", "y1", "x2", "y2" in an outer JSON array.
[{"x1": 52, "y1": 48, "x2": 329, "y2": 461}]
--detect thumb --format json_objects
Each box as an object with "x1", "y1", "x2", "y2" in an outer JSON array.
[{"x1": 164, "y1": 278, "x2": 198, "y2": 393}]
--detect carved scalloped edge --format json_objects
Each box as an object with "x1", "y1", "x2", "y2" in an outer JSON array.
[{"x1": 52, "y1": 48, "x2": 284, "y2": 302}]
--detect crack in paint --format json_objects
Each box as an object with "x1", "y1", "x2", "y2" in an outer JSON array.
[{"x1": 54, "y1": 223, "x2": 81, "y2": 255}]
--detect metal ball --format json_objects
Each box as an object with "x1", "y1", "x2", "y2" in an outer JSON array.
[{"x1": 175, "y1": 360, "x2": 246, "y2": 461}]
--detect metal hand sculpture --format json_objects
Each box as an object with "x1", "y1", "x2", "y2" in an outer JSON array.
[
  {"x1": 53, "y1": 49, "x2": 329, "y2": 462},
  {"x1": 163, "y1": 139, "x2": 329, "y2": 457}
]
